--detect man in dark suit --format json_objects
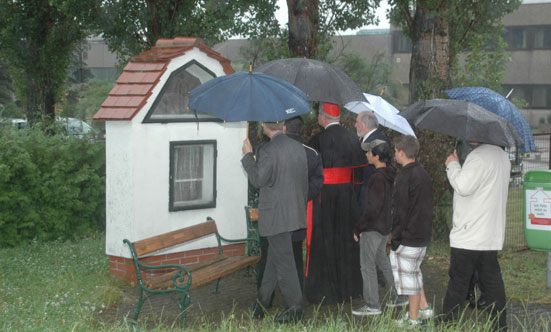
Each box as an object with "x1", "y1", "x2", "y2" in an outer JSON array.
[
  {"x1": 242, "y1": 121, "x2": 308, "y2": 323},
  {"x1": 256, "y1": 117, "x2": 324, "y2": 297},
  {"x1": 354, "y1": 111, "x2": 389, "y2": 214}
]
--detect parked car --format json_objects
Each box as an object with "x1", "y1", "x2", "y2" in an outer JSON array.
[{"x1": 10, "y1": 117, "x2": 95, "y2": 137}]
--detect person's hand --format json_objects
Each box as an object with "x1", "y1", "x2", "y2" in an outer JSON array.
[
  {"x1": 353, "y1": 233, "x2": 361, "y2": 242},
  {"x1": 445, "y1": 149, "x2": 459, "y2": 166},
  {"x1": 242, "y1": 138, "x2": 253, "y2": 155}
]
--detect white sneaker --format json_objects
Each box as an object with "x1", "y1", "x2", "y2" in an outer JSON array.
[
  {"x1": 394, "y1": 313, "x2": 422, "y2": 329},
  {"x1": 419, "y1": 305, "x2": 434, "y2": 319},
  {"x1": 352, "y1": 305, "x2": 382, "y2": 316}
]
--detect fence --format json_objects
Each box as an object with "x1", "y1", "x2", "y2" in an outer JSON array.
[
  {"x1": 500, "y1": 134, "x2": 550, "y2": 251},
  {"x1": 506, "y1": 133, "x2": 551, "y2": 251}
]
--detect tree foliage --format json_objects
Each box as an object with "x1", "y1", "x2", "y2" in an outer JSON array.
[
  {"x1": 0, "y1": 59, "x2": 13, "y2": 107},
  {"x1": 59, "y1": 79, "x2": 115, "y2": 132},
  {"x1": 286, "y1": 0, "x2": 381, "y2": 58},
  {"x1": 338, "y1": 51, "x2": 408, "y2": 107},
  {"x1": 388, "y1": 0, "x2": 521, "y2": 102},
  {"x1": 0, "y1": 0, "x2": 99, "y2": 123},
  {"x1": 96, "y1": 0, "x2": 280, "y2": 61},
  {"x1": 451, "y1": 27, "x2": 510, "y2": 93}
]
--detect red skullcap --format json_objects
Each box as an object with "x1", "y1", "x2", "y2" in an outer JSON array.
[{"x1": 323, "y1": 103, "x2": 340, "y2": 117}]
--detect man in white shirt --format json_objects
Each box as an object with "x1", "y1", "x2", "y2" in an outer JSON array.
[{"x1": 443, "y1": 142, "x2": 510, "y2": 331}]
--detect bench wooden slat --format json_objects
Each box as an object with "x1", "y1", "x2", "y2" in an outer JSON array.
[
  {"x1": 133, "y1": 220, "x2": 218, "y2": 257},
  {"x1": 145, "y1": 255, "x2": 226, "y2": 289},
  {"x1": 147, "y1": 255, "x2": 260, "y2": 290},
  {"x1": 190, "y1": 255, "x2": 260, "y2": 289}
]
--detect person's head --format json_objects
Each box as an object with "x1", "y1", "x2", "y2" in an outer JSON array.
[
  {"x1": 362, "y1": 139, "x2": 392, "y2": 167},
  {"x1": 354, "y1": 111, "x2": 378, "y2": 137},
  {"x1": 283, "y1": 116, "x2": 304, "y2": 136},
  {"x1": 318, "y1": 102, "x2": 340, "y2": 127},
  {"x1": 394, "y1": 135, "x2": 419, "y2": 166},
  {"x1": 263, "y1": 121, "x2": 284, "y2": 137}
]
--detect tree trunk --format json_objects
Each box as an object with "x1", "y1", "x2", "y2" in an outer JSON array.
[
  {"x1": 408, "y1": 2, "x2": 451, "y2": 103},
  {"x1": 25, "y1": 77, "x2": 41, "y2": 124},
  {"x1": 287, "y1": 0, "x2": 319, "y2": 58},
  {"x1": 44, "y1": 85, "x2": 56, "y2": 121}
]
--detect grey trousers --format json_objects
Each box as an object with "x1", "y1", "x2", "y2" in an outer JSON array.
[
  {"x1": 359, "y1": 231, "x2": 398, "y2": 309},
  {"x1": 258, "y1": 231, "x2": 303, "y2": 312}
]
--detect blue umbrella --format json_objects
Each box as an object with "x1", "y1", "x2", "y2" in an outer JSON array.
[
  {"x1": 445, "y1": 86, "x2": 536, "y2": 152},
  {"x1": 189, "y1": 71, "x2": 310, "y2": 122}
]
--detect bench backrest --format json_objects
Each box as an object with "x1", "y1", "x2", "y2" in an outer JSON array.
[{"x1": 132, "y1": 219, "x2": 218, "y2": 257}]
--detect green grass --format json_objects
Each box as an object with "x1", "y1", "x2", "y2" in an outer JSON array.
[
  {"x1": 0, "y1": 233, "x2": 122, "y2": 332},
  {"x1": 1, "y1": 233, "x2": 550, "y2": 331}
]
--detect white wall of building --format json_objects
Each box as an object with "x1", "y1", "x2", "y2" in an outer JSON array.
[{"x1": 105, "y1": 48, "x2": 249, "y2": 258}]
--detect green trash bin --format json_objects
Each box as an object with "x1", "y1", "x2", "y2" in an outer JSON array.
[{"x1": 524, "y1": 170, "x2": 551, "y2": 251}]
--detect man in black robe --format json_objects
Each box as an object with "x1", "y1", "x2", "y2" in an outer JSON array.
[{"x1": 305, "y1": 102, "x2": 367, "y2": 304}]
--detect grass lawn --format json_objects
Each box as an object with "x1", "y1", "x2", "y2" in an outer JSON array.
[{"x1": 1, "y1": 233, "x2": 550, "y2": 331}]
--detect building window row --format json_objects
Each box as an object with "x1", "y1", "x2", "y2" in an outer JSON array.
[
  {"x1": 503, "y1": 25, "x2": 551, "y2": 50},
  {"x1": 392, "y1": 25, "x2": 551, "y2": 53},
  {"x1": 502, "y1": 85, "x2": 551, "y2": 109}
]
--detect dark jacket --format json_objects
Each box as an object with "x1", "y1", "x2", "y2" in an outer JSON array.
[
  {"x1": 359, "y1": 129, "x2": 388, "y2": 213},
  {"x1": 287, "y1": 133, "x2": 324, "y2": 241},
  {"x1": 241, "y1": 133, "x2": 308, "y2": 237},
  {"x1": 354, "y1": 166, "x2": 396, "y2": 236},
  {"x1": 391, "y1": 161, "x2": 433, "y2": 250}
]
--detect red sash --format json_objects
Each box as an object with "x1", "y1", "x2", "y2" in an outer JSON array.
[{"x1": 323, "y1": 167, "x2": 352, "y2": 184}]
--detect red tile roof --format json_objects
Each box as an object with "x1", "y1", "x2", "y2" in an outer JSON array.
[{"x1": 94, "y1": 37, "x2": 234, "y2": 121}]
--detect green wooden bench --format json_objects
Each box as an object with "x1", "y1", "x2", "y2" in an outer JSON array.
[{"x1": 123, "y1": 217, "x2": 260, "y2": 325}]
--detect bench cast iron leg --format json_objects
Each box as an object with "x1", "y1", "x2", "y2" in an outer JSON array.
[
  {"x1": 134, "y1": 288, "x2": 144, "y2": 321},
  {"x1": 177, "y1": 293, "x2": 191, "y2": 327},
  {"x1": 212, "y1": 278, "x2": 221, "y2": 293}
]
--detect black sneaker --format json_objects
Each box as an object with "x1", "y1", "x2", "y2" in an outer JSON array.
[
  {"x1": 387, "y1": 295, "x2": 409, "y2": 307},
  {"x1": 251, "y1": 303, "x2": 265, "y2": 319},
  {"x1": 276, "y1": 310, "x2": 303, "y2": 324}
]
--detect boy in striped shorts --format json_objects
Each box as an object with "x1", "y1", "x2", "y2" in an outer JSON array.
[{"x1": 390, "y1": 135, "x2": 434, "y2": 328}]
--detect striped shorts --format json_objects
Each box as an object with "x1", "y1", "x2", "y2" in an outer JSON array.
[{"x1": 390, "y1": 245, "x2": 426, "y2": 295}]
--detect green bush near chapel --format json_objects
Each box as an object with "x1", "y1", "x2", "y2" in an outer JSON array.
[{"x1": 0, "y1": 124, "x2": 105, "y2": 247}]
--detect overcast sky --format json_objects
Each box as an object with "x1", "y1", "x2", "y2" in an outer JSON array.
[{"x1": 275, "y1": 0, "x2": 390, "y2": 35}]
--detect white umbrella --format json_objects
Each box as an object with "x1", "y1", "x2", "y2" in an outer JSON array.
[{"x1": 345, "y1": 93, "x2": 416, "y2": 137}]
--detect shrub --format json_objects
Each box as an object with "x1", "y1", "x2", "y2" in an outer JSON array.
[{"x1": 0, "y1": 124, "x2": 105, "y2": 247}]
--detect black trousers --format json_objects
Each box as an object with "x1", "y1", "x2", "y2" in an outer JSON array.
[
  {"x1": 443, "y1": 248, "x2": 507, "y2": 331},
  {"x1": 258, "y1": 236, "x2": 304, "y2": 299},
  {"x1": 256, "y1": 232, "x2": 303, "y2": 312}
]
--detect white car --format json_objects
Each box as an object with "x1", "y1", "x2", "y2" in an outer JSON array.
[{"x1": 11, "y1": 117, "x2": 94, "y2": 137}]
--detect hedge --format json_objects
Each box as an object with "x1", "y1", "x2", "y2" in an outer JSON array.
[{"x1": 0, "y1": 124, "x2": 105, "y2": 247}]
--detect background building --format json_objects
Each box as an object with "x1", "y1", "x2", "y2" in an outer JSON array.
[{"x1": 84, "y1": 1, "x2": 551, "y2": 128}]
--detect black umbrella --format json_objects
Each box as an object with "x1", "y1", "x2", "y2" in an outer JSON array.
[
  {"x1": 401, "y1": 99, "x2": 523, "y2": 148},
  {"x1": 256, "y1": 58, "x2": 366, "y2": 106}
]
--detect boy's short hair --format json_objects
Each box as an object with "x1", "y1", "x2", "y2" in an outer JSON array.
[
  {"x1": 363, "y1": 139, "x2": 392, "y2": 165},
  {"x1": 264, "y1": 122, "x2": 284, "y2": 131},
  {"x1": 394, "y1": 135, "x2": 420, "y2": 159},
  {"x1": 284, "y1": 116, "x2": 304, "y2": 136}
]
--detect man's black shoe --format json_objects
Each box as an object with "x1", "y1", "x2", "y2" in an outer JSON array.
[
  {"x1": 476, "y1": 297, "x2": 488, "y2": 308},
  {"x1": 251, "y1": 303, "x2": 265, "y2": 319},
  {"x1": 276, "y1": 310, "x2": 303, "y2": 324},
  {"x1": 467, "y1": 292, "x2": 476, "y2": 307}
]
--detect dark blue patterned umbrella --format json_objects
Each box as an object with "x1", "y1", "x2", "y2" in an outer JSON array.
[{"x1": 445, "y1": 87, "x2": 535, "y2": 152}]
